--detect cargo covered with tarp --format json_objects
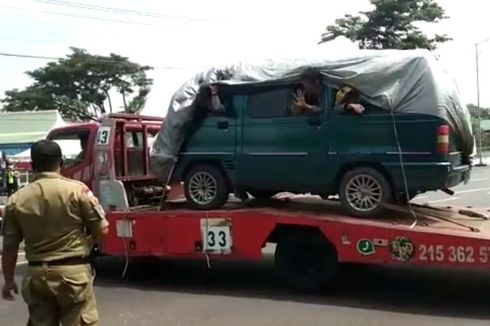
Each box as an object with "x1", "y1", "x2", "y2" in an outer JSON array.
[{"x1": 150, "y1": 49, "x2": 473, "y2": 183}]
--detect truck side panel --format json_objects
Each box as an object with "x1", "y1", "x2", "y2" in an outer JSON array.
[{"x1": 101, "y1": 205, "x2": 490, "y2": 269}]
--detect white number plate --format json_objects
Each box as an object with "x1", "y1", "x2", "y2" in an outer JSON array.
[
  {"x1": 96, "y1": 126, "x2": 111, "y2": 145},
  {"x1": 201, "y1": 218, "x2": 232, "y2": 254},
  {"x1": 116, "y1": 220, "x2": 133, "y2": 238}
]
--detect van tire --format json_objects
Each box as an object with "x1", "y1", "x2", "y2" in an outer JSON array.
[
  {"x1": 339, "y1": 167, "x2": 392, "y2": 218},
  {"x1": 184, "y1": 165, "x2": 229, "y2": 210}
]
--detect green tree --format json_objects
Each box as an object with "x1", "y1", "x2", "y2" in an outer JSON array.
[
  {"x1": 1, "y1": 47, "x2": 153, "y2": 120},
  {"x1": 467, "y1": 104, "x2": 490, "y2": 148},
  {"x1": 467, "y1": 103, "x2": 490, "y2": 120},
  {"x1": 2, "y1": 86, "x2": 92, "y2": 121},
  {"x1": 320, "y1": 0, "x2": 451, "y2": 50}
]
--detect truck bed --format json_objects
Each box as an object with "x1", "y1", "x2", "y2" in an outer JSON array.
[
  {"x1": 131, "y1": 194, "x2": 490, "y2": 238},
  {"x1": 105, "y1": 194, "x2": 490, "y2": 269}
]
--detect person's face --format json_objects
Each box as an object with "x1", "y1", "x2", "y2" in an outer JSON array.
[
  {"x1": 335, "y1": 85, "x2": 353, "y2": 104},
  {"x1": 80, "y1": 138, "x2": 88, "y2": 150},
  {"x1": 302, "y1": 80, "x2": 322, "y2": 97}
]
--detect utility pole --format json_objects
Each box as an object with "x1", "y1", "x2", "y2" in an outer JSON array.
[{"x1": 475, "y1": 41, "x2": 487, "y2": 166}]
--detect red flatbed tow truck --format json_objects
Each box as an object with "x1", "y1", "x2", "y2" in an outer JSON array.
[{"x1": 48, "y1": 114, "x2": 490, "y2": 292}]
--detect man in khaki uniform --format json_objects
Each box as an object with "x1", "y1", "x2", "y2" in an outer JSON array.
[{"x1": 1, "y1": 140, "x2": 109, "y2": 326}]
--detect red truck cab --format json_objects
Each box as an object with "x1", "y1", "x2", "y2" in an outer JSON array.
[
  {"x1": 47, "y1": 122, "x2": 99, "y2": 188},
  {"x1": 47, "y1": 114, "x2": 182, "y2": 207}
]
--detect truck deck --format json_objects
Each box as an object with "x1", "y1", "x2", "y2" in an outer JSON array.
[{"x1": 102, "y1": 195, "x2": 490, "y2": 277}]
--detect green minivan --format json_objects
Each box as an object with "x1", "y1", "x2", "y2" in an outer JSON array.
[{"x1": 172, "y1": 81, "x2": 471, "y2": 217}]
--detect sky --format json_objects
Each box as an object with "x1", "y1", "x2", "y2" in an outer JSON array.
[{"x1": 0, "y1": 0, "x2": 490, "y2": 117}]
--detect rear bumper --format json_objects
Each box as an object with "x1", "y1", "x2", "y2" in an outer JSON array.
[
  {"x1": 446, "y1": 164, "x2": 471, "y2": 187},
  {"x1": 385, "y1": 162, "x2": 471, "y2": 192}
]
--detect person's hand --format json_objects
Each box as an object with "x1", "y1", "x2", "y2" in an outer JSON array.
[
  {"x1": 2, "y1": 281, "x2": 18, "y2": 301},
  {"x1": 347, "y1": 103, "x2": 365, "y2": 114},
  {"x1": 293, "y1": 89, "x2": 307, "y2": 108}
]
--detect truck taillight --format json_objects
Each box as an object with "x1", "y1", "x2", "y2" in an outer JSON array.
[{"x1": 437, "y1": 124, "x2": 449, "y2": 155}]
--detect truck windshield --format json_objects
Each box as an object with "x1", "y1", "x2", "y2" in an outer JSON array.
[{"x1": 50, "y1": 130, "x2": 90, "y2": 169}]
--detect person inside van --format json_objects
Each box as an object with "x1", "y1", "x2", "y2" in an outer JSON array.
[
  {"x1": 334, "y1": 84, "x2": 365, "y2": 115},
  {"x1": 291, "y1": 68, "x2": 323, "y2": 115},
  {"x1": 196, "y1": 84, "x2": 226, "y2": 114}
]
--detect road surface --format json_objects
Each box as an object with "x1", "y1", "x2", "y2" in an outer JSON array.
[
  {"x1": 413, "y1": 165, "x2": 490, "y2": 208},
  {"x1": 1, "y1": 166, "x2": 490, "y2": 325}
]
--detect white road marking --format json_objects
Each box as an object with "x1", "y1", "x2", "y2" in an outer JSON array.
[
  {"x1": 16, "y1": 252, "x2": 26, "y2": 265},
  {"x1": 469, "y1": 177, "x2": 488, "y2": 182},
  {"x1": 415, "y1": 195, "x2": 428, "y2": 199},
  {"x1": 455, "y1": 187, "x2": 490, "y2": 194},
  {"x1": 427, "y1": 197, "x2": 460, "y2": 204}
]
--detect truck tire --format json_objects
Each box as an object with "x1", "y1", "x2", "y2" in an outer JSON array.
[
  {"x1": 248, "y1": 190, "x2": 277, "y2": 200},
  {"x1": 275, "y1": 230, "x2": 338, "y2": 292},
  {"x1": 339, "y1": 167, "x2": 392, "y2": 218},
  {"x1": 184, "y1": 165, "x2": 229, "y2": 210}
]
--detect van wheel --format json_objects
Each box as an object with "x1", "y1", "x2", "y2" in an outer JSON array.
[
  {"x1": 184, "y1": 165, "x2": 229, "y2": 210},
  {"x1": 249, "y1": 190, "x2": 276, "y2": 200},
  {"x1": 339, "y1": 167, "x2": 392, "y2": 218},
  {"x1": 275, "y1": 230, "x2": 338, "y2": 292}
]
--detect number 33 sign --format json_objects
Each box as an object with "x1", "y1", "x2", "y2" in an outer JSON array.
[{"x1": 201, "y1": 218, "x2": 232, "y2": 254}]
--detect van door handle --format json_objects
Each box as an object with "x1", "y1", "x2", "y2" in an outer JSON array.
[
  {"x1": 217, "y1": 121, "x2": 229, "y2": 129},
  {"x1": 307, "y1": 118, "x2": 321, "y2": 126}
]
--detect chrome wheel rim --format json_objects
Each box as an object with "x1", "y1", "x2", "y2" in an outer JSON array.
[
  {"x1": 188, "y1": 171, "x2": 218, "y2": 205},
  {"x1": 345, "y1": 174, "x2": 382, "y2": 212}
]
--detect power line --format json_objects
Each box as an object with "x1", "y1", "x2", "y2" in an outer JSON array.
[
  {"x1": 25, "y1": 0, "x2": 217, "y2": 24},
  {"x1": 0, "y1": 51, "x2": 189, "y2": 70},
  {"x1": 0, "y1": 5, "x2": 169, "y2": 28},
  {"x1": 0, "y1": 52, "x2": 57, "y2": 60}
]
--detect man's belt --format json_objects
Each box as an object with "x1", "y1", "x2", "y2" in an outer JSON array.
[{"x1": 28, "y1": 256, "x2": 90, "y2": 267}]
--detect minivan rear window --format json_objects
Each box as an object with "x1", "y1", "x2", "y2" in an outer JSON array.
[{"x1": 247, "y1": 88, "x2": 290, "y2": 118}]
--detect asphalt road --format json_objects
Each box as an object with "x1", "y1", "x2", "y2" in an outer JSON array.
[
  {"x1": 2, "y1": 256, "x2": 490, "y2": 326},
  {"x1": 1, "y1": 166, "x2": 490, "y2": 325},
  {"x1": 412, "y1": 165, "x2": 490, "y2": 208}
]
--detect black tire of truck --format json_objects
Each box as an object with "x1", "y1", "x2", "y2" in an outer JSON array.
[
  {"x1": 184, "y1": 164, "x2": 230, "y2": 210},
  {"x1": 275, "y1": 230, "x2": 338, "y2": 293},
  {"x1": 339, "y1": 167, "x2": 392, "y2": 218}
]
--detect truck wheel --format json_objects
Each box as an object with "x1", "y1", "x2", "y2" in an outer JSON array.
[
  {"x1": 248, "y1": 190, "x2": 277, "y2": 200},
  {"x1": 184, "y1": 165, "x2": 229, "y2": 210},
  {"x1": 275, "y1": 231, "x2": 338, "y2": 292},
  {"x1": 339, "y1": 167, "x2": 392, "y2": 218}
]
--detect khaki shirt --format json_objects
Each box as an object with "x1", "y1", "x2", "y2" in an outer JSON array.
[{"x1": 1, "y1": 172, "x2": 109, "y2": 262}]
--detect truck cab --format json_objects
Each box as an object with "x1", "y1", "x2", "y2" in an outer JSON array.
[{"x1": 47, "y1": 114, "x2": 182, "y2": 208}]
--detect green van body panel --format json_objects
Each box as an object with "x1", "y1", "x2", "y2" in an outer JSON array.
[{"x1": 174, "y1": 83, "x2": 470, "y2": 197}]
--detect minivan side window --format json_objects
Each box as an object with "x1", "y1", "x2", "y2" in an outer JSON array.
[{"x1": 247, "y1": 88, "x2": 290, "y2": 119}]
